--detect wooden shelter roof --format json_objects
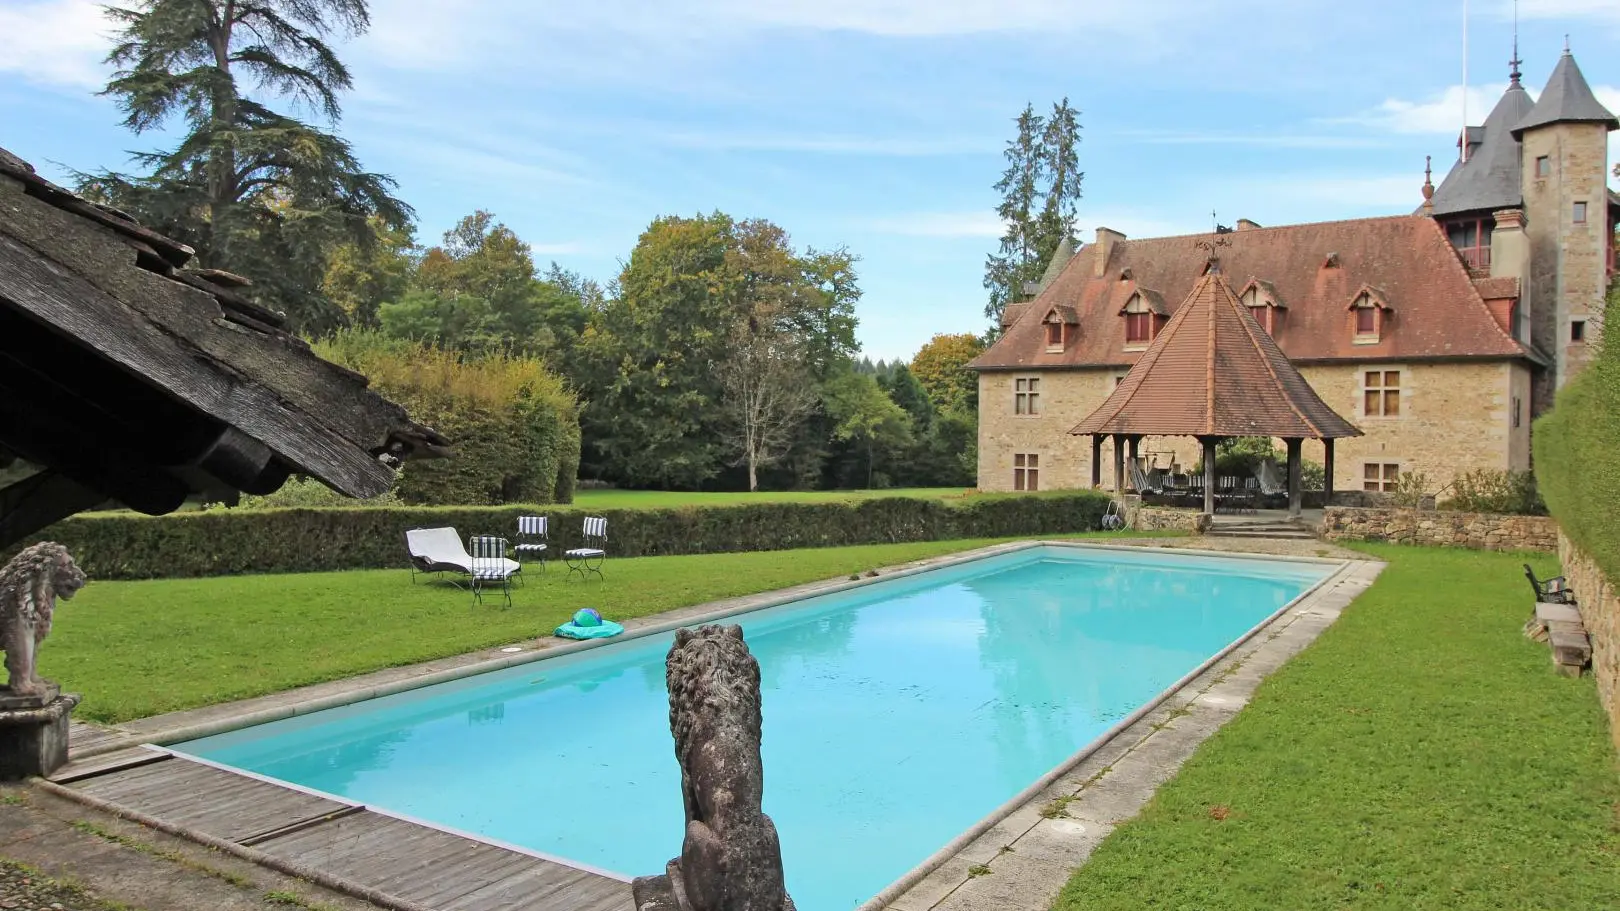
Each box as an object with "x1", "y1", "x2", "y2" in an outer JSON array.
[
  {"x1": 0, "y1": 146, "x2": 447, "y2": 546},
  {"x1": 1070, "y1": 268, "x2": 1362, "y2": 440}
]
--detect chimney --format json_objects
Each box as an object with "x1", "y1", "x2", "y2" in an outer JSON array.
[
  {"x1": 1490, "y1": 208, "x2": 1530, "y2": 339},
  {"x1": 1236, "y1": 219, "x2": 1262, "y2": 232},
  {"x1": 1094, "y1": 227, "x2": 1126, "y2": 277}
]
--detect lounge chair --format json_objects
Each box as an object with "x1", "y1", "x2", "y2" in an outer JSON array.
[
  {"x1": 1524, "y1": 564, "x2": 1575, "y2": 604},
  {"x1": 1128, "y1": 460, "x2": 1162, "y2": 496},
  {"x1": 1254, "y1": 458, "x2": 1287, "y2": 496},
  {"x1": 470, "y1": 535, "x2": 517, "y2": 608},
  {"x1": 405, "y1": 527, "x2": 520, "y2": 587},
  {"x1": 515, "y1": 516, "x2": 549, "y2": 570},
  {"x1": 565, "y1": 516, "x2": 608, "y2": 581}
]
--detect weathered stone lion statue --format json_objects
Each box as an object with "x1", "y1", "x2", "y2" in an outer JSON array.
[
  {"x1": 632, "y1": 624, "x2": 795, "y2": 911},
  {"x1": 0, "y1": 543, "x2": 86, "y2": 697}
]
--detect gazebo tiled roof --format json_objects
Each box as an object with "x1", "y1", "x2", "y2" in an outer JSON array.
[{"x1": 1070, "y1": 267, "x2": 1362, "y2": 441}]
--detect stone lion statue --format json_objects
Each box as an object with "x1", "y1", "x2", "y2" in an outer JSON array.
[
  {"x1": 0, "y1": 543, "x2": 86, "y2": 697},
  {"x1": 632, "y1": 624, "x2": 795, "y2": 911}
]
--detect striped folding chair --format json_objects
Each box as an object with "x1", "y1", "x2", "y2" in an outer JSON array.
[
  {"x1": 469, "y1": 535, "x2": 516, "y2": 608},
  {"x1": 514, "y1": 516, "x2": 549, "y2": 572},
  {"x1": 564, "y1": 516, "x2": 607, "y2": 581}
]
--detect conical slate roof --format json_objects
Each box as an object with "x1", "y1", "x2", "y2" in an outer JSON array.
[
  {"x1": 1513, "y1": 51, "x2": 1619, "y2": 136},
  {"x1": 1070, "y1": 268, "x2": 1362, "y2": 440},
  {"x1": 1428, "y1": 80, "x2": 1536, "y2": 217},
  {"x1": 1036, "y1": 235, "x2": 1076, "y2": 293}
]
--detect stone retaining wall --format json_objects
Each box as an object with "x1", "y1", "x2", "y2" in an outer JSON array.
[
  {"x1": 1131, "y1": 505, "x2": 1209, "y2": 534},
  {"x1": 1557, "y1": 533, "x2": 1620, "y2": 755},
  {"x1": 1321, "y1": 506, "x2": 1557, "y2": 552}
]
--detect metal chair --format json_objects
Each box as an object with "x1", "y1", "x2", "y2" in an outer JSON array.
[
  {"x1": 469, "y1": 535, "x2": 516, "y2": 608},
  {"x1": 514, "y1": 516, "x2": 549, "y2": 571},
  {"x1": 564, "y1": 516, "x2": 607, "y2": 581}
]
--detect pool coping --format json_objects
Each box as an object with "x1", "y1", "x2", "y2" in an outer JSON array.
[{"x1": 49, "y1": 540, "x2": 1379, "y2": 911}]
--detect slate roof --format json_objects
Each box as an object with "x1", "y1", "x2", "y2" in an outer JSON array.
[
  {"x1": 0, "y1": 146, "x2": 447, "y2": 526},
  {"x1": 1512, "y1": 51, "x2": 1620, "y2": 136},
  {"x1": 1428, "y1": 80, "x2": 1536, "y2": 217},
  {"x1": 971, "y1": 215, "x2": 1532, "y2": 371},
  {"x1": 1069, "y1": 270, "x2": 1362, "y2": 440}
]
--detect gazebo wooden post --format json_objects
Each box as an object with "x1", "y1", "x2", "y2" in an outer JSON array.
[
  {"x1": 1113, "y1": 434, "x2": 1126, "y2": 494},
  {"x1": 1091, "y1": 434, "x2": 1103, "y2": 489},
  {"x1": 1286, "y1": 438, "x2": 1304, "y2": 518},
  {"x1": 1201, "y1": 436, "x2": 1217, "y2": 516},
  {"x1": 1323, "y1": 438, "x2": 1336, "y2": 507},
  {"x1": 1127, "y1": 435, "x2": 1141, "y2": 470}
]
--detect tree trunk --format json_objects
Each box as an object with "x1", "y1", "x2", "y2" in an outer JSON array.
[
  {"x1": 206, "y1": 7, "x2": 237, "y2": 265},
  {"x1": 748, "y1": 452, "x2": 758, "y2": 492}
]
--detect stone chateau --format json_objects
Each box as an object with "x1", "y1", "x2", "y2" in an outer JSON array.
[{"x1": 972, "y1": 48, "x2": 1618, "y2": 497}]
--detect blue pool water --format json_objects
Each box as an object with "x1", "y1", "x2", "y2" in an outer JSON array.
[{"x1": 176, "y1": 546, "x2": 1332, "y2": 910}]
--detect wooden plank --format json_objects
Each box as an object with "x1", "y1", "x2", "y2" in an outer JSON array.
[
  {"x1": 408, "y1": 851, "x2": 540, "y2": 907},
  {"x1": 1535, "y1": 602, "x2": 1582, "y2": 625},
  {"x1": 440, "y1": 864, "x2": 600, "y2": 911},
  {"x1": 74, "y1": 760, "x2": 345, "y2": 842},
  {"x1": 50, "y1": 747, "x2": 169, "y2": 783}
]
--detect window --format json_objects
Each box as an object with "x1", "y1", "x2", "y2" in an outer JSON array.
[
  {"x1": 1444, "y1": 217, "x2": 1492, "y2": 268},
  {"x1": 1014, "y1": 377, "x2": 1040, "y2": 415},
  {"x1": 1125, "y1": 312, "x2": 1153, "y2": 344},
  {"x1": 1364, "y1": 370, "x2": 1401, "y2": 417},
  {"x1": 1014, "y1": 453, "x2": 1040, "y2": 491},
  {"x1": 1355, "y1": 307, "x2": 1377, "y2": 335},
  {"x1": 1536, "y1": 155, "x2": 1551, "y2": 177},
  {"x1": 1572, "y1": 320, "x2": 1587, "y2": 343},
  {"x1": 1363, "y1": 463, "x2": 1400, "y2": 492},
  {"x1": 1513, "y1": 396, "x2": 1522, "y2": 429},
  {"x1": 1574, "y1": 201, "x2": 1588, "y2": 225},
  {"x1": 1045, "y1": 320, "x2": 1063, "y2": 348}
]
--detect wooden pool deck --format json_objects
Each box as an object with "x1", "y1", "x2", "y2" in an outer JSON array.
[{"x1": 47, "y1": 732, "x2": 632, "y2": 911}]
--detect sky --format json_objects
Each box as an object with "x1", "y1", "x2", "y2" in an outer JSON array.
[{"x1": 1, "y1": 0, "x2": 1617, "y2": 362}]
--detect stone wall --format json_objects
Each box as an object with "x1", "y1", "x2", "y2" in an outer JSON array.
[
  {"x1": 1130, "y1": 505, "x2": 1208, "y2": 534},
  {"x1": 1321, "y1": 506, "x2": 1557, "y2": 551},
  {"x1": 1557, "y1": 533, "x2": 1620, "y2": 755}
]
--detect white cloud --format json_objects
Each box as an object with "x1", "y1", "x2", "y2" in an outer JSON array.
[
  {"x1": 0, "y1": 0, "x2": 111, "y2": 89},
  {"x1": 1515, "y1": 0, "x2": 1620, "y2": 25},
  {"x1": 1347, "y1": 82, "x2": 1517, "y2": 135},
  {"x1": 865, "y1": 212, "x2": 1005, "y2": 238},
  {"x1": 643, "y1": 131, "x2": 996, "y2": 156}
]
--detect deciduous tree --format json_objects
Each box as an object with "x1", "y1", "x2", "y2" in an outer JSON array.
[{"x1": 910, "y1": 333, "x2": 985, "y2": 417}]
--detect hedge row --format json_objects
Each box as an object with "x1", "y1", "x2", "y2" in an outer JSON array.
[
  {"x1": 1534, "y1": 365, "x2": 1620, "y2": 578},
  {"x1": 26, "y1": 493, "x2": 1112, "y2": 580}
]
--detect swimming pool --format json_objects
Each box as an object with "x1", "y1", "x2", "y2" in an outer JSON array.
[{"x1": 175, "y1": 545, "x2": 1335, "y2": 910}]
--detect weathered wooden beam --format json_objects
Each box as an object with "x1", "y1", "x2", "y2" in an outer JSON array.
[
  {"x1": 0, "y1": 235, "x2": 396, "y2": 499},
  {"x1": 0, "y1": 471, "x2": 107, "y2": 551}
]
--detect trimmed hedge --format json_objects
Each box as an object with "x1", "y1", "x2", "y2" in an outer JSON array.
[{"x1": 24, "y1": 492, "x2": 1112, "y2": 580}]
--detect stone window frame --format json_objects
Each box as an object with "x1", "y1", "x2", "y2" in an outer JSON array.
[
  {"x1": 1535, "y1": 155, "x2": 1551, "y2": 178},
  {"x1": 1572, "y1": 319, "x2": 1587, "y2": 343},
  {"x1": 1121, "y1": 292, "x2": 1161, "y2": 350},
  {"x1": 1014, "y1": 376, "x2": 1041, "y2": 416},
  {"x1": 1348, "y1": 287, "x2": 1392, "y2": 345},
  {"x1": 1513, "y1": 395, "x2": 1522, "y2": 429},
  {"x1": 1013, "y1": 453, "x2": 1040, "y2": 491},
  {"x1": 1360, "y1": 367, "x2": 1403, "y2": 419},
  {"x1": 1362, "y1": 461, "x2": 1401, "y2": 493},
  {"x1": 1574, "y1": 201, "x2": 1588, "y2": 225}
]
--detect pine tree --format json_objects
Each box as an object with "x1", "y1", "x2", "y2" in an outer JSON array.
[
  {"x1": 1033, "y1": 98, "x2": 1083, "y2": 266},
  {"x1": 982, "y1": 104, "x2": 1045, "y2": 324},
  {"x1": 80, "y1": 0, "x2": 411, "y2": 333}
]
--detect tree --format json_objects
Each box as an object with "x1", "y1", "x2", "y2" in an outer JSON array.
[
  {"x1": 981, "y1": 98, "x2": 1085, "y2": 328},
  {"x1": 718, "y1": 326, "x2": 818, "y2": 491},
  {"x1": 983, "y1": 104, "x2": 1045, "y2": 324},
  {"x1": 323, "y1": 216, "x2": 415, "y2": 327},
  {"x1": 911, "y1": 333, "x2": 986, "y2": 417},
  {"x1": 825, "y1": 371, "x2": 912, "y2": 489},
  {"x1": 84, "y1": 0, "x2": 411, "y2": 333},
  {"x1": 1033, "y1": 98, "x2": 1083, "y2": 267}
]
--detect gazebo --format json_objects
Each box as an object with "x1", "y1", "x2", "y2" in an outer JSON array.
[{"x1": 1070, "y1": 265, "x2": 1362, "y2": 518}]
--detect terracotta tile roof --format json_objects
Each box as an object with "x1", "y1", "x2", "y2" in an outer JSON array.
[
  {"x1": 1070, "y1": 270, "x2": 1363, "y2": 440},
  {"x1": 971, "y1": 214, "x2": 1530, "y2": 371}
]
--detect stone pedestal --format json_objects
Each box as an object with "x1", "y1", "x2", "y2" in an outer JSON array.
[{"x1": 0, "y1": 685, "x2": 80, "y2": 780}]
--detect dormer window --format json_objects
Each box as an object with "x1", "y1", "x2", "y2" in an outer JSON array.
[
  {"x1": 1349, "y1": 285, "x2": 1392, "y2": 344},
  {"x1": 1041, "y1": 305, "x2": 1078, "y2": 352},
  {"x1": 1238, "y1": 278, "x2": 1284, "y2": 334},
  {"x1": 1120, "y1": 290, "x2": 1165, "y2": 349}
]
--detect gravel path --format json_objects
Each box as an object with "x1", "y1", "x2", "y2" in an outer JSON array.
[{"x1": 0, "y1": 859, "x2": 124, "y2": 911}]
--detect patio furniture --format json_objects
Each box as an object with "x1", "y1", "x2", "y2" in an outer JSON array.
[
  {"x1": 1255, "y1": 458, "x2": 1287, "y2": 496},
  {"x1": 405, "y1": 527, "x2": 520, "y2": 588},
  {"x1": 515, "y1": 516, "x2": 549, "y2": 570},
  {"x1": 1525, "y1": 564, "x2": 1575, "y2": 605},
  {"x1": 469, "y1": 535, "x2": 517, "y2": 608},
  {"x1": 565, "y1": 516, "x2": 608, "y2": 581},
  {"x1": 1128, "y1": 460, "x2": 1162, "y2": 496}
]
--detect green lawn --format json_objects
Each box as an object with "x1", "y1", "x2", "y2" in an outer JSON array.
[
  {"x1": 1055, "y1": 544, "x2": 1620, "y2": 911},
  {"x1": 568, "y1": 487, "x2": 977, "y2": 510},
  {"x1": 46, "y1": 535, "x2": 1092, "y2": 724}
]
